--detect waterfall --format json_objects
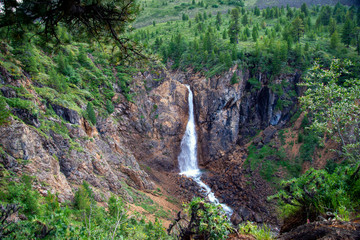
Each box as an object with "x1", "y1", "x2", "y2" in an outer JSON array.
[{"x1": 178, "y1": 85, "x2": 233, "y2": 216}]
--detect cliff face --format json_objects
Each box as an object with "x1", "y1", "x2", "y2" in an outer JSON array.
[
  {"x1": 0, "y1": 63, "x2": 299, "y2": 224},
  {"x1": 0, "y1": 68, "x2": 189, "y2": 203}
]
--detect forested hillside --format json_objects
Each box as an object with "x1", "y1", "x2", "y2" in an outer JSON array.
[{"x1": 0, "y1": 0, "x2": 360, "y2": 239}]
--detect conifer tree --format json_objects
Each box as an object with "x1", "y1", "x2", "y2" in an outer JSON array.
[
  {"x1": 222, "y1": 29, "x2": 227, "y2": 39},
  {"x1": 216, "y1": 12, "x2": 222, "y2": 26},
  {"x1": 252, "y1": 27, "x2": 258, "y2": 42},
  {"x1": 254, "y1": 6, "x2": 260, "y2": 16},
  {"x1": 301, "y1": 3, "x2": 309, "y2": 17},
  {"x1": 330, "y1": 30, "x2": 340, "y2": 49},
  {"x1": 291, "y1": 16, "x2": 305, "y2": 43},
  {"x1": 87, "y1": 102, "x2": 97, "y2": 125},
  {"x1": 241, "y1": 14, "x2": 248, "y2": 25},
  {"x1": 342, "y1": 18, "x2": 354, "y2": 47},
  {"x1": 228, "y1": 8, "x2": 240, "y2": 44},
  {"x1": 329, "y1": 18, "x2": 337, "y2": 36}
]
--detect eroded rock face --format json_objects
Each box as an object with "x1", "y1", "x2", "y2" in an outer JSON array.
[
  {"x1": 115, "y1": 76, "x2": 189, "y2": 173},
  {"x1": 0, "y1": 113, "x2": 156, "y2": 202},
  {"x1": 0, "y1": 68, "x2": 191, "y2": 203},
  {"x1": 0, "y1": 120, "x2": 73, "y2": 201}
]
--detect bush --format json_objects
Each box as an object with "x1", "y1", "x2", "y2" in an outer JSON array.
[
  {"x1": 168, "y1": 197, "x2": 232, "y2": 240},
  {"x1": 269, "y1": 164, "x2": 360, "y2": 223}
]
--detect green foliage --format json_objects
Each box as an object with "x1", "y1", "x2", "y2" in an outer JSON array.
[
  {"x1": 238, "y1": 221, "x2": 274, "y2": 240},
  {"x1": 230, "y1": 73, "x2": 238, "y2": 84},
  {"x1": 0, "y1": 98, "x2": 10, "y2": 125},
  {"x1": 74, "y1": 181, "x2": 93, "y2": 211},
  {"x1": 105, "y1": 99, "x2": 115, "y2": 114},
  {"x1": 246, "y1": 144, "x2": 300, "y2": 182},
  {"x1": 229, "y1": 8, "x2": 240, "y2": 44},
  {"x1": 86, "y1": 102, "x2": 97, "y2": 125},
  {"x1": 0, "y1": 172, "x2": 173, "y2": 240},
  {"x1": 330, "y1": 30, "x2": 340, "y2": 49},
  {"x1": 269, "y1": 164, "x2": 360, "y2": 221},
  {"x1": 341, "y1": 18, "x2": 354, "y2": 46},
  {"x1": 5, "y1": 98, "x2": 38, "y2": 115},
  {"x1": 180, "y1": 198, "x2": 232, "y2": 240},
  {"x1": 0, "y1": 175, "x2": 41, "y2": 217},
  {"x1": 299, "y1": 59, "x2": 360, "y2": 161},
  {"x1": 1, "y1": 0, "x2": 142, "y2": 61}
]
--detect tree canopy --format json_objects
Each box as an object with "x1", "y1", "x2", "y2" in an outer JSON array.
[{"x1": 0, "y1": 0, "x2": 143, "y2": 58}]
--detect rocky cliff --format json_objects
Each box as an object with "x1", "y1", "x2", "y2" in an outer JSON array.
[{"x1": 0, "y1": 61, "x2": 300, "y2": 225}]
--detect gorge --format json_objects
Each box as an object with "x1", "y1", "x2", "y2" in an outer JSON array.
[{"x1": 1, "y1": 0, "x2": 360, "y2": 239}]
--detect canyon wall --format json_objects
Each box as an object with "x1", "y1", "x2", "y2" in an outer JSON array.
[{"x1": 0, "y1": 65, "x2": 300, "y2": 224}]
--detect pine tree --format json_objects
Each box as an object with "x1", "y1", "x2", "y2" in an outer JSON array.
[
  {"x1": 329, "y1": 18, "x2": 337, "y2": 36},
  {"x1": 228, "y1": 8, "x2": 240, "y2": 43},
  {"x1": 216, "y1": 12, "x2": 222, "y2": 26},
  {"x1": 330, "y1": 30, "x2": 340, "y2": 49},
  {"x1": 341, "y1": 18, "x2": 354, "y2": 47},
  {"x1": 252, "y1": 27, "x2": 258, "y2": 42},
  {"x1": 291, "y1": 16, "x2": 305, "y2": 43},
  {"x1": 301, "y1": 3, "x2": 309, "y2": 17},
  {"x1": 87, "y1": 102, "x2": 96, "y2": 125},
  {"x1": 241, "y1": 14, "x2": 248, "y2": 25},
  {"x1": 222, "y1": 29, "x2": 227, "y2": 39},
  {"x1": 244, "y1": 27, "x2": 250, "y2": 37},
  {"x1": 254, "y1": 6, "x2": 260, "y2": 16}
]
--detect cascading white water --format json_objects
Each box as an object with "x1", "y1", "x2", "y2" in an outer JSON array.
[{"x1": 178, "y1": 85, "x2": 233, "y2": 216}]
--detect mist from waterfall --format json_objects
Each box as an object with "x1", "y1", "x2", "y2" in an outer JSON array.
[{"x1": 178, "y1": 85, "x2": 233, "y2": 216}]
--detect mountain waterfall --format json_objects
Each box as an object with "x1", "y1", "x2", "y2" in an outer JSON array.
[{"x1": 178, "y1": 85, "x2": 233, "y2": 216}]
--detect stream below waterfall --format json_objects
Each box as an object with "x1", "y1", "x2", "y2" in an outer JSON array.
[{"x1": 178, "y1": 85, "x2": 233, "y2": 216}]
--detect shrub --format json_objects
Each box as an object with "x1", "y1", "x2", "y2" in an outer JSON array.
[
  {"x1": 168, "y1": 197, "x2": 232, "y2": 240},
  {"x1": 269, "y1": 164, "x2": 360, "y2": 223},
  {"x1": 238, "y1": 221, "x2": 274, "y2": 240}
]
